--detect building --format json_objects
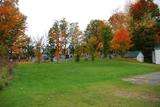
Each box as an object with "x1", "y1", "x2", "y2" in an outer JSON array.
[
  {"x1": 152, "y1": 47, "x2": 160, "y2": 64},
  {"x1": 124, "y1": 51, "x2": 144, "y2": 62}
]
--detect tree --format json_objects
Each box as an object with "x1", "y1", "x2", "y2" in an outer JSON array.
[
  {"x1": 48, "y1": 19, "x2": 71, "y2": 63},
  {"x1": 10, "y1": 35, "x2": 29, "y2": 60},
  {"x1": 48, "y1": 21, "x2": 61, "y2": 63},
  {"x1": 45, "y1": 41, "x2": 56, "y2": 61},
  {"x1": 85, "y1": 20, "x2": 112, "y2": 59},
  {"x1": 84, "y1": 20, "x2": 104, "y2": 60},
  {"x1": 68, "y1": 22, "x2": 82, "y2": 61},
  {"x1": 34, "y1": 37, "x2": 44, "y2": 63},
  {"x1": 86, "y1": 36, "x2": 98, "y2": 61},
  {"x1": 100, "y1": 21, "x2": 113, "y2": 58},
  {"x1": 154, "y1": 15, "x2": 160, "y2": 46},
  {"x1": 0, "y1": 0, "x2": 25, "y2": 89},
  {"x1": 59, "y1": 18, "x2": 69, "y2": 55},
  {"x1": 128, "y1": 0, "x2": 160, "y2": 62},
  {"x1": 109, "y1": 12, "x2": 127, "y2": 32},
  {"x1": 0, "y1": 0, "x2": 26, "y2": 59},
  {"x1": 110, "y1": 28, "x2": 132, "y2": 56},
  {"x1": 21, "y1": 37, "x2": 35, "y2": 61}
]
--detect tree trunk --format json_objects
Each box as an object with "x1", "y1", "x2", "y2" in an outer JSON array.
[
  {"x1": 56, "y1": 39, "x2": 60, "y2": 63},
  {"x1": 91, "y1": 54, "x2": 95, "y2": 61}
]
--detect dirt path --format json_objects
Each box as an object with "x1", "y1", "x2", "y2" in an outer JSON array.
[{"x1": 123, "y1": 72, "x2": 160, "y2": 85}]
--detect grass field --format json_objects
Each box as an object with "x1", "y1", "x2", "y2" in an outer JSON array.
[{"x1": 0, "y1": 59, "x2": 160, "y2": 107}]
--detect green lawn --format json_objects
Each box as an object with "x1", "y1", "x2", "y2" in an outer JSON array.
[{"x1": 0, "y1": 59, "x2": 160, "y2": 107}]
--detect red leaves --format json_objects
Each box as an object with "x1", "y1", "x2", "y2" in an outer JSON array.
[
  {"x1": 110, "y1": 28, "x2": 133, "y2": 54},
  {"x1": 129, "y1": 0, "x2": 159, "y2": 20},
  {"x1": 130, "y1": 2, "x2": 142, "y2": 15},
  {"x1": 130, "y1": 1, "x2": 145, "y2": 20}
]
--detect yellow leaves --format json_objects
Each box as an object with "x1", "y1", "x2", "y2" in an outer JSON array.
[
  {"x1": 98, "y1": 20, "x2": 106, "y2": 31},
  {"x1": 17, "y1": 61, "x2": 32, "y2": 64},
  {"x1": 88, "y1": 36, "x2": 98, "y2": 46}
]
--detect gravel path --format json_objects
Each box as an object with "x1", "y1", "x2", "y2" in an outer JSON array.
[{"x1": 123, "y1": 72, "x2": 160, "y2": 85}]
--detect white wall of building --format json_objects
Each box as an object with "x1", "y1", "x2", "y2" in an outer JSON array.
[{"x1": 155, "y1": 49, "x2": 160, "y2": 64}]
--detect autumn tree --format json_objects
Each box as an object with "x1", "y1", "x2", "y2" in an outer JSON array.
[
  {"x1": 85, "y1": 20, "x2": 112, "y2": 60},
  {"x1": 59, "y1": 18, "x2": 69, "y2": 55},
  {"x1": 154, "y1": 15, "x2": 160, "y2": 46},
  {"x1": 84, "y1": 20, "x2": 104, "y2": 60},
  {"x1": 68, "y1": 23, "x2": 82, "y2": 61},
  {"x1": 0, "y1": 0, "x2": 26, "y2": 89},
  {"x1": 110, "y1": 28, "x2": 132, "y2": 56},
  {"x1": 86, "y1": 36, "x2": 98, "y2": 61},
  {"x1": 48, "y1": 19, "x2": 72, "y2": 63},
  {"x1": 0, "y1": 0, "x2": 26, "y2": 60},
  {"x1": 23, "y1": 38, "x2": 35, "y2": 61},
  {"x1": 128, "y1": 0, "x2": 160, "y2": 62},
  {"x1": 48, "y1": 21, "x2": 61, "y2": 63},
  {"x1": 11, "y1": 35, "x2": 29, "y2": 60},
  {"x1": 34, "y1": 37, "x2": 44, "y2": 63},
  {"x1": 109, "y1": 12, "x2": 127, "y2": 32}
]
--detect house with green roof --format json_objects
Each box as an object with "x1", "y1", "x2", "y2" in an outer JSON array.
[{"x1": 124, "y1": 51, "x2": 144, "y2": 62}]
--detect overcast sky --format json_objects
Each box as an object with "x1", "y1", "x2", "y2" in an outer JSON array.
[{"x1": 18, "y1": 0, "x2": 160, "y2": 39}]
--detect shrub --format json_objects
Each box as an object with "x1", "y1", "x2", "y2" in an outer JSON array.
[
  {"x1": 75, "y1": 54, "x2": 80, "y2": 62},
  {"x1": 0, "y1": 67, "x2": 10, "y2": 90},
  {"x1": 8, "y1": 62, "x2": 16, "y2": 74},
  {"x1": 0, "y1": 62, "x2": 15, "y2": 90},
  {"x1": 0, "y1": 45, "x2": 15, "y2": 90},
  {"x1": 0, "y1": 45, "x2": 8, "y2": 56}
]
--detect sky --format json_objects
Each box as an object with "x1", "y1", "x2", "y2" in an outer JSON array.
[{"x1": 18, "y1": 0, "x2": 160, "y2": 39}]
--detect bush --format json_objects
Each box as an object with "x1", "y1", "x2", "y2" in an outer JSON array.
[
  {"x1": 75, "y1": 54, "x2": 80, "y2": 62},
  {"x1": 0, "y1": 67, "x2": 10, "y2": 90},
  {"x1": 0, "y1": 45, "x2": 8, "y2": 56},
  {"x1": 0, "y1": 45, "x2": 14, "y2": 90},
  {"x1": 0, "y1": 62, "x2": 15, "y2": 90}
]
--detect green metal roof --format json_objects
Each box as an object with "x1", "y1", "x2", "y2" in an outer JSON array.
[{"x1": 124, "y1": 51, "x2": 141, "y2": 58}]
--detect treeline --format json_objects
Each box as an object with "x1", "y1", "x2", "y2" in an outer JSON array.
[
  {"x1": 45, "y1": 0, "x2": 160, "y2": 63},
  {"x1": 0, "y1": 0, "x2": 160, "y2": 64}
]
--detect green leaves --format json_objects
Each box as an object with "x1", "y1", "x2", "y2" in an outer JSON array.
[{"x1": 128, "y1": 0, "x2": 160, "y2": 61}]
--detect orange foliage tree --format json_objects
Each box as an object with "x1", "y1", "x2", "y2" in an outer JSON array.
[
  {"x1": 11, "y1": 35, "x2": 29, "y2": 59},
  {"x1": 110, "y1": 28, "x2": 132, "y2": 56},
  {"x1": 48, "y1": 21, "x2": 61, "y2": 63},
  {"x1": 48, "y1": 19, "x2": 69, "y2": 63},
  {"x1": 85, "y1": 20, "x2": 112, "y2": 59},
  {"x1": 109, "y1": 12, "x2": 127, "y2": 32},
  {"x1": 0, "y1": 0, "x2": 26, "y2": 59}
]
